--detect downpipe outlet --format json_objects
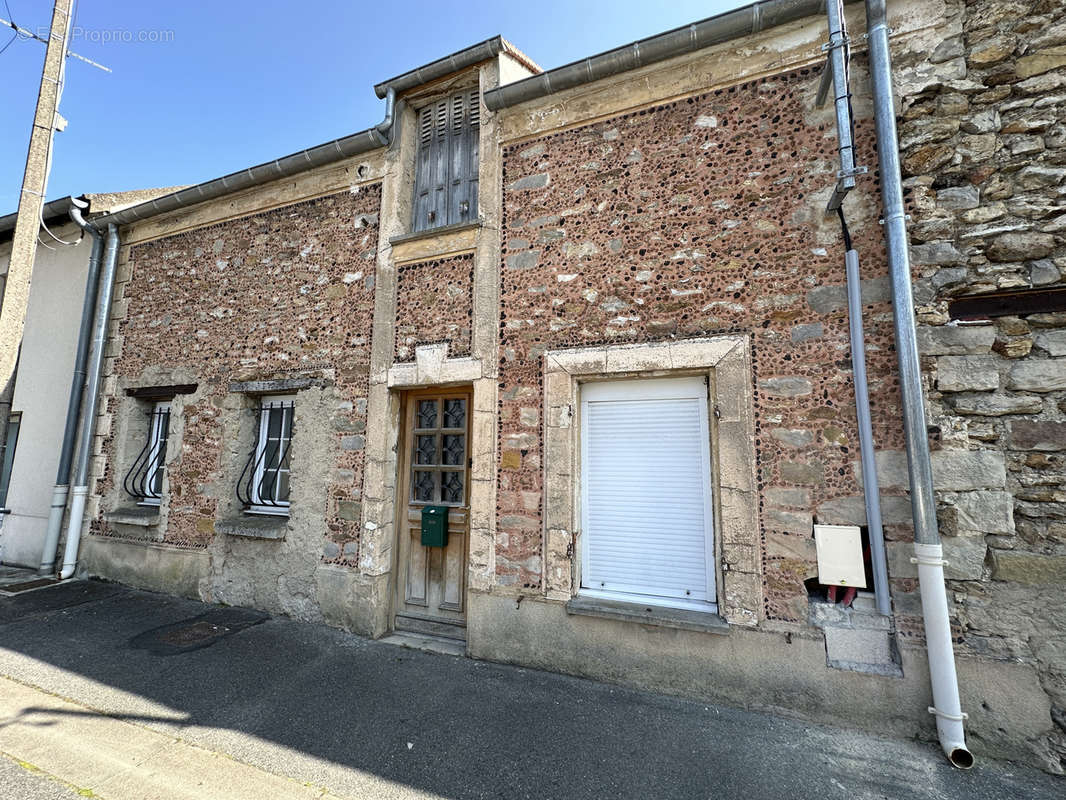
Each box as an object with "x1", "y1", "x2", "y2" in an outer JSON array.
[
  {"x1": 59, "y1": 486, "x2": 88, "y2": 580},
  {"x1": 913, "y1": 543, "x2": 974, "y2": 769},
  {"x1": 39, "y1": 484, "x2": 70, "y2": 574}
]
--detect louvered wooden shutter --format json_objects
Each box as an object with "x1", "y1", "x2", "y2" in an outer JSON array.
[
  {"x1": 412, "y1": 89, "x2": 480, "y2": 232},
  {"x1": 580, "y1": 378, "x2": 716, "y2": 609}
]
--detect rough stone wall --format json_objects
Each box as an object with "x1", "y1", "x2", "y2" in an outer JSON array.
[
  {"x1": 394, "y1": 253, "x2": 474, "y2": 361},
  {"x1": 497, "y1": 66, "x2": 906, "y2": 610},
  {"x1": 896, "y1": 0, "x2": 1066, "y2": 769},
  {"x1": 94, "y1": 187, "x2": 381, "y2": 565}
]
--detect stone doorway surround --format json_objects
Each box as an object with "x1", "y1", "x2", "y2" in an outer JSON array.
[
  {"x1": 541, "y1": 335, "x2": 760, "y2": 626},
  {"x1": 382, "y1": 343, "x2": 498, "y2": 623}
]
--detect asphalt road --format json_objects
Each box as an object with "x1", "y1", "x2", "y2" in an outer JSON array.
[{"x1": 0, "y1": 579, "x2": 1061, "y2": 799}]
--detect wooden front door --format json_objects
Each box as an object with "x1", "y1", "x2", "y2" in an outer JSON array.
[{"x1": 394, "y1": 389, "x2": 471, "y2": 641}]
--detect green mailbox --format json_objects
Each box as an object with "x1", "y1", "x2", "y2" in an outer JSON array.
[{"x1": 420, "y1": 505, "x2": 448, "y2": 548}]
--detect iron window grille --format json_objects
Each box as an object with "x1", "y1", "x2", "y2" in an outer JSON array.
[
  {"x1": 123, "y1": 402, "x2": 171, "y2": 506},
  {"x1": 236, "y1": 397, "x2": 295, "y2": 516}
]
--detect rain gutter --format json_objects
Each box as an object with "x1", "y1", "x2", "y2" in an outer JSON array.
[{"x1": 483, "y1": 0, "x2": 859, "y2": 111}]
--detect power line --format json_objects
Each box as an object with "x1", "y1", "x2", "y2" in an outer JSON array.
[
  {"x1": 0, "y1": 12, "x2": 110, "y2": 71},
  {"x1": 37, "y1": 0, "x2": 81, "y2": 249},
  {"x1": 0, "y1": 0, "x2": 23, "y2": 56}
]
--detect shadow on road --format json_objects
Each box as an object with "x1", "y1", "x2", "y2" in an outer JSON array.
[{"x1": 0, "y1": 579, "x2": 1060, "y2": 800}]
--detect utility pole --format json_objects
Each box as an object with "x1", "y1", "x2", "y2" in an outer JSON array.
[{"x1": 0, "y1": 0, "x2": 75, "y2": 486}]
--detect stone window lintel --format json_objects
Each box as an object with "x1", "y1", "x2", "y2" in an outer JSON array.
[
  {"x1": 125, "y1": 383, "x2": 198, "y2": 400},
  {"x1": 228, "y1": 378, "x2": 315, "y2": 395},
  {"x1": 387, "y1": 342, "x2": 483, "y2": 388}
]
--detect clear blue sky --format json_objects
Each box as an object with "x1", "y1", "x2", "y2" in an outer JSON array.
[{"x1": 0, "y1": 0, "x2": 746, "y2": 212}]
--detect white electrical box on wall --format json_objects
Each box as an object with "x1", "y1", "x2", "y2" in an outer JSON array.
[{"x1": 814, "y1": 524, "x2": 867, "y2": 587}]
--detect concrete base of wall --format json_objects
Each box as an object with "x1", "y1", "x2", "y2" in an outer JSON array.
[
  {"x1": 0, "y1": 514, "x2": 48, "y2": 569},
  {"x1": 467, "y1": 590, "x2": 1057, "y2": 769},
  {"x1": 314, "y1": 564, "x2": 390, "y2": 638},
  {"x1": 82, "y1": 536, "x2": 210, "y2": 600},
  {"x1": 82, "y1": 535, "x2": 391, "y2": 638}
]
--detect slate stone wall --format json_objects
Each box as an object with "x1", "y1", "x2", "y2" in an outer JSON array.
[{"x1": 896, "y1": 0, "x2": 1066, "y2": 769}]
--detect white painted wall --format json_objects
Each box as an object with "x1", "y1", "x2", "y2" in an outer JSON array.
[{"x1": 0, "y1": 222, "x2": 90, "y2": 567}]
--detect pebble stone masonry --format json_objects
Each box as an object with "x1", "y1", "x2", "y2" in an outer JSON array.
[
  {"x1": 394, "y1": 254, "x2": 475, "y2": 361},
  {"x1": 94, "y1": 188, "x2": 381, "y2": 567},
  {"x1": 497, "y1": 66, "x2": 905, "y2": 620}
]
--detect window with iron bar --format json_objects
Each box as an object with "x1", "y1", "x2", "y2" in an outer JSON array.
[
  {"x1": 123, "y1": 402, "x2": 170, "y2": 506},
  {"x1": 411, "y1": 88, "x2": 480, "y2": 233},
  {"x1": 236, "y1": 396, "x2": 295, "y2": 516}
]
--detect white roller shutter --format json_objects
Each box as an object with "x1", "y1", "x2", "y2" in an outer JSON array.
[{"x1": 580, "y1": 377, "x2": 716, "y2": 611}]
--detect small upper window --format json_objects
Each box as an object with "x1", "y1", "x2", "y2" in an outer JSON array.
[
  {"x1": 123, "y1": 401, "x2": 170, "y2": 507},
  {"x1": 411, "y1": 89, "x2": 480, "y2": 233},
  {"x1": 237, "y1": 396, "x2": 295, "y2": 516},
  {"x1": 410, "y1": 395, "x2": 468, "y2": 506}
]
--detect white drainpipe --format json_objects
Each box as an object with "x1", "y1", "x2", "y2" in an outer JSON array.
[
  {"x1": 38, "y1": 201, "x2": 103, "y2": 574},
  {"x1": 864, "y1": 0, "x2": 973, "y2": 768}
]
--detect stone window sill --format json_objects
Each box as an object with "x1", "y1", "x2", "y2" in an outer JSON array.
[
  {"x1": 389, "y1": 219, "x2": 482, "y2": 247},
  {"x1": 105, "y1": 507, "x2": 161, "y2": 528},
  {"x1": 565, "y1": 594, "x2": 730, "y2": 635},
  {"x1": 215, "y1": 516, "x2": 287, "y2": 540}
]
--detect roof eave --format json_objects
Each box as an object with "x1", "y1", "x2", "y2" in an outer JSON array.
[{"x1": 484, "y1": 0, "x2": 836, "y2": 111}]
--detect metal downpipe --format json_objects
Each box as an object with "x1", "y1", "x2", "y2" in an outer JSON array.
[
  {"x1": 59, "y1": 222, "x2": 120, "y2": 580},
  {"x1": 844, "y1": 249, "x2": 891, "y2": 616},
  {"x1": 372, "y1": 87, "x2": 396, "y2": 147},
  {"x1": 822, "y1": 0, "x2": 889, "y2": 615},
  {"x1": 864, "y1": 0, "x2": 972, "y2": 768},
  {"x1": 38, "y1": 200, "x2": 103, "y2": 574}
]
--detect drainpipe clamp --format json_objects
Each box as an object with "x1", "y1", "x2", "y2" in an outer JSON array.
[
  {"x1": 821, "y1": 33, "x2": 852, "y2": 52},
  {"x1": 837, "y1": 166, "x2": 869, "y2": 180},
  {"x1": 929, "y1": 707, "x2": 968, "y2": 722},
  {"x1": 911, "y1": 555, "x2": 949, "y2": 567}
]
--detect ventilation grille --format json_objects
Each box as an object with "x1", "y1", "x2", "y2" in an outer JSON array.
[{"x1": 419, "y1": 90, "x2": 480, "y2": 145}]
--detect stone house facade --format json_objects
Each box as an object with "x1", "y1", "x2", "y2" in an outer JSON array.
[{"x1": 70, "y1": 0, "x2": 1065, "y2": 772}]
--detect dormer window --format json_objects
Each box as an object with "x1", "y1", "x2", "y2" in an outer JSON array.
[{"x1": 412, "y1": 89, "x2": 480, "y2": 233}]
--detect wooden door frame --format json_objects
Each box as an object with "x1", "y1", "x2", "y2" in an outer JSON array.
[{"x1": 390, "y1": 384, "x2": 473, "y2": 632}]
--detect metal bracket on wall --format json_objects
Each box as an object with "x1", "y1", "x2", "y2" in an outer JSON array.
[
  {"x1": 815, "y1": 2, "x2": 867, "y2": 214},
  {"x1": 815, "y1": 33, "x2": 851, "y2": 106},
  {"x1": 828, "y1": 166, "x2": 869, "y2": 213}
]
